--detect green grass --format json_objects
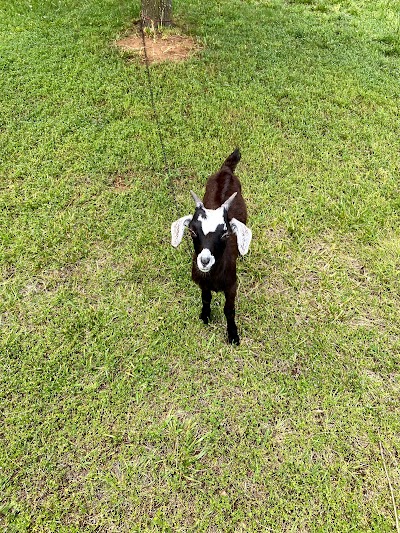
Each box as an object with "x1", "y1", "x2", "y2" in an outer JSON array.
[{"x1": 1, "y1": 0, "x2": 400, "y2": 530}]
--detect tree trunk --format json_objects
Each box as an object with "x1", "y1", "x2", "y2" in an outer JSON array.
[{"x1": 142, "y1": 0, "x2": 172, "y2": 28}]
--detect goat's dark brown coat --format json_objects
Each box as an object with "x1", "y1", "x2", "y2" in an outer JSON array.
[{"x1": 190, "y1": 149, "x2": 247, "y2": 344}]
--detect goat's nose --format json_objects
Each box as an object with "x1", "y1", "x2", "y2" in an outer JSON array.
[{"x1": 201, "y1": 256, "x2": 210, "y2": 266}]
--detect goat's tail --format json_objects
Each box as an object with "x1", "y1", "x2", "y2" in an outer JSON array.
[{"x1": 222, "y1": 148, "x2": 241, "y2": 172}]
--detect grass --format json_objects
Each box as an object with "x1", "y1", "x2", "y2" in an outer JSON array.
[{"x1": 1, "y1": 0, "x2": 400, "y2": 530}]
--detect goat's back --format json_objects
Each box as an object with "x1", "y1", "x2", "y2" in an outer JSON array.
[{"x1": 203, "y1": 165, "x2": 247, "y2": 224}]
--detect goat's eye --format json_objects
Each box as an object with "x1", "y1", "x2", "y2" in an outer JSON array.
[
  {"x1": 221, "y1": 232, "x2": 230, "y2": 240},
  {"x1": 188, "y1": 228, "x2": 197, "y2": 238}
]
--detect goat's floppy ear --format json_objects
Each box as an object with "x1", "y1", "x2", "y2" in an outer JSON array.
[
  {"x1": 230, "y1": 218, "x2": 252, "y2": 255},
  {"x1": 171, "y1": 215, "x2": 193, "y2": 247}
]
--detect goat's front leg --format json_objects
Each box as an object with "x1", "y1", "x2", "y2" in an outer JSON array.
[
  {"x1": 200, "y1": 289, "x2": 212, "y2": 324},
  {"x1": 224, "y1": 283, "x2": 239, "y2": 345}
]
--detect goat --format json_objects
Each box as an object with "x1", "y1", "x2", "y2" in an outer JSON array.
[{"x1": 171, "y1": 149, "x2": 252, "y2": 344}]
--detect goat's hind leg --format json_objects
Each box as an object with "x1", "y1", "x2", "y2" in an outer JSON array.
[
  {"x1": 224, "y1": 284, "x2": 239, "y2": 345},
  {"x1": 200, "y1": 289, "x2": 212, "y2": 324}
]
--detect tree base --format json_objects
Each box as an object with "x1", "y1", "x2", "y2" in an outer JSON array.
[{"x1": 141, "y1": 0, "x2": 172, "y2": 28}]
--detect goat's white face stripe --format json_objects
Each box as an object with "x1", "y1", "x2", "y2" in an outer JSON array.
[
  {"x1": 198, "y1": 207, "x2": 227, "y2": 235},
  {"x1": 197, "y1": 248, "x2": 215, "y2": 273}
]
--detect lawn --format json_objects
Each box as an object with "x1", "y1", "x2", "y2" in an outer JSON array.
[{"x1": 1, "y1": 0, "x2": 400, "y2": 530}]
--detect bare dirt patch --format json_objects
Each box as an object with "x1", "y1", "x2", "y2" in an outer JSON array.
[
  {"x1": 112, "y1": 175, "x2": 130, "y2": 192},
  {"x1": 115, "y1": 32, "x2": 198, "y2": 64}
]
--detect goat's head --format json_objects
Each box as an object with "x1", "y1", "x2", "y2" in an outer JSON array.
[{"x1": 171, "y1": 191, "x2": 252, "y2": 273}]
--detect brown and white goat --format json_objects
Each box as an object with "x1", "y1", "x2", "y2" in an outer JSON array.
[{"x1": 171, "y1": 149, "x2": 252, "y2": 344}]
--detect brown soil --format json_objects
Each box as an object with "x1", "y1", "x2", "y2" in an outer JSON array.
[
  {"x1": 112, "y1": 175, "x2": 130, "y2": 191},
  {"x1": 115, "y1": 32, "x2": 198, "y2": 64}
]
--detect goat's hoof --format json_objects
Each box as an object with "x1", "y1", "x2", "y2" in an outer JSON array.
[
  {"x1": 228, "y1": 334, "x2": 240, "y2": 345},
  {"x1": 200, "y1": 313, "x2": 210, "y2": 325}
]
